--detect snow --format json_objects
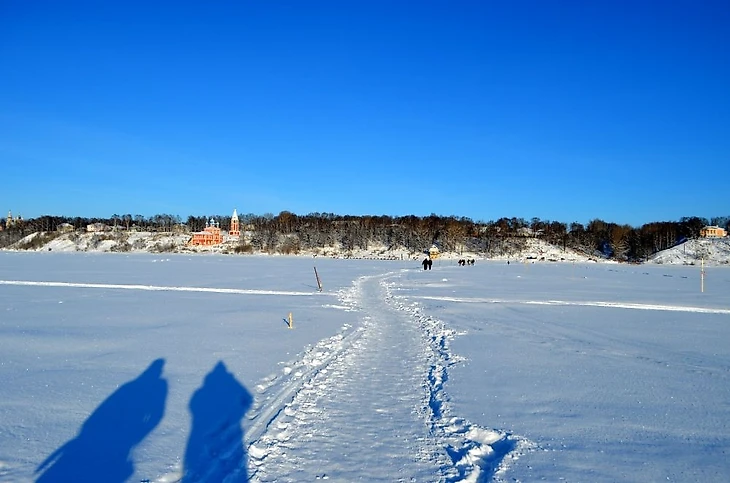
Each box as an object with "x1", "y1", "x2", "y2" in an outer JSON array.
[
  {"x1": 648, "y1": 237, "x2": 730, "y2": 266},
  {"x1": 1, "y1": 252, "x2": 729, "y2": 482}
]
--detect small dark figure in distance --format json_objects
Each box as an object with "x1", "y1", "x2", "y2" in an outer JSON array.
[
  {"x1": 428, "y1": 258, "x2": 433, "y2": 270},
  {"x1": 422, "y1": 257, "x2": 429, "y2": 270}
]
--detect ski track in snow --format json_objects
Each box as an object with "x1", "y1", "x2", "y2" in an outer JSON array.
[
  {"x1": 240, "y1": 272, "x2": 535, "y2": 482},
  {"x1": 0, "y1": 280, "x2": 329, "y2": 297},
  {"x1": 413, "y1": 295, "x2": 730, "y2": 314}
]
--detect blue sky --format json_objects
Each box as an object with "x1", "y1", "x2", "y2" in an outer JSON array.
[{"x1": 1, "y1": 1, "x2": 728, "y2": 227}]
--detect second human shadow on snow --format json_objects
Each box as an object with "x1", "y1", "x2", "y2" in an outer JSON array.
[{"x1": 183, "y1": 360, "x2": 253, "y2": 482}]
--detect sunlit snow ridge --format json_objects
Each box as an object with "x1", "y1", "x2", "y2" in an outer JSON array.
[
  {"x1": 414, "y1": 295, "x2": 730, "y2": 314},
  {"x1": 0, "y1": 280, "x2": 333, "y2": 297}
]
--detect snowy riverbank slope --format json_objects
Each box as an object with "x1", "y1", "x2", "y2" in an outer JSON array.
[{"x1": 7, "y1": 230, "x2": 730, "y2": 265}]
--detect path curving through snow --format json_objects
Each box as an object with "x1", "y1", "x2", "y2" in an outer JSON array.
[{"x1": 245, "y1": 272, "x2": 534, "y2": 482}]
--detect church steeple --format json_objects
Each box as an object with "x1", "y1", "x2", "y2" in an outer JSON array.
[{"x1": 229, "y1": 208, "x2": 240, "y2": 237}]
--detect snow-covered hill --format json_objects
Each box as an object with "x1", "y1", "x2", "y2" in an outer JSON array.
[
  {"x1": 2, "y1": 231, "x2": 594, "y2": 262},
  {"x1": 8, "y1": 231, "x2": 195, "y2": 254},
  {"x1": 5, "y1": 230, "x2": 730, "y2": 265},
  {"x1": 646, "y1": 237, "x2": 730, "y2": 266}
]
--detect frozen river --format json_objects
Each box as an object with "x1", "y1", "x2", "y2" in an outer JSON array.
[{"x1": 1, "y1": 251, "x2": 728, "y2": 482}]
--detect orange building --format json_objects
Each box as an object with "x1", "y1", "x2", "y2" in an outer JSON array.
[{"x1": 189, "y1": 218, "x2": 223, "y2": 246}]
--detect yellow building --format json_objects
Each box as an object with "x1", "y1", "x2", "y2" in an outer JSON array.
[
  {"x1": 700, "y1": 226, "x2": 727, "y2": 238},
  {"x1": 428, "y1": 245, "x2": 440, "y2": 259},
  {"x1": 86, "y1": 223, "x2": 110, "y2": 233},
  {"x1": 6, "y1": 210, "x2": 22, "y2": 228}
]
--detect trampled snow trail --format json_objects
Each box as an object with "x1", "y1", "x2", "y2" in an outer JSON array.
[{"x1": 245, "y1": 272, "x2": 533, "y2": 482}]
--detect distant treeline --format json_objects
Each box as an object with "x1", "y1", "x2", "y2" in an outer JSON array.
[{"x1": 1, "y1": 212, "x2": 728, "y2": 262}]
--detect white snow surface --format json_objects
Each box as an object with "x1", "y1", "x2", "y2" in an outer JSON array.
[{"x1": 1, "y1": 252, "x2": 729, "y2": 482}]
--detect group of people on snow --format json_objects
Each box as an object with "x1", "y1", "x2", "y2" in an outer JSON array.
[{"x1": 422, "y1": 257, "x2": 477, "y2": 269}]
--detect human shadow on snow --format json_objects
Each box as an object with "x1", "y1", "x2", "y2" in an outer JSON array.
[
  {"x1": 35, "y1": 358, "x2": 168, "y2": 483},
  {"x1": 183, "y1": 360, "x2": 252, "y2": 482}
]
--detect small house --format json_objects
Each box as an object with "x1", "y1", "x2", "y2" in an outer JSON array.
[{"x1": 86, "y1": 223, "x2": 110, "y2": 233}]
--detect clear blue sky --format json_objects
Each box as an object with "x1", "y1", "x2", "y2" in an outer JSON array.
[{"x1": 1, "y1": 1, "x2": 728, "y2": 227}]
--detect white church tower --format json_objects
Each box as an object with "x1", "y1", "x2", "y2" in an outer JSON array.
[{"x1": 229, "y1": 209, "x2": 240, "y2": 238}]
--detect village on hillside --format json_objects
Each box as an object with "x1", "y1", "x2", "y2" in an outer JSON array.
[{"x1": 2, "y1": 208, "x2": 729, "y2": 266}]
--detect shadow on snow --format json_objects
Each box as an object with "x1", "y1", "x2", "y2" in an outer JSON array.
[
  {"x1": 35, "y1": 359, "x2": 253, "y2": 483},
  {"x1": 35, "y1": 358, "x2": 168, "y2": 483},
  {"x1": 183, "y1": 361, "x2": 252, "y2": 482}
]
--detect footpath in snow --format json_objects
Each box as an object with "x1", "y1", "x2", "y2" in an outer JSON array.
[{"x1": 243, "y1": 271, "x2": 534, "y2": 482}]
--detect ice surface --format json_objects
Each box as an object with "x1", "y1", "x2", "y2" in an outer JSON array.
[{"x1": 0, "y1": 252, "x2": 728, "y2": 482}]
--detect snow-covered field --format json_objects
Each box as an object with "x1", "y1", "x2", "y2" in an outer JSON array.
[{"x1": 1, "y1": 252, "x2": 729, "y2": 482}]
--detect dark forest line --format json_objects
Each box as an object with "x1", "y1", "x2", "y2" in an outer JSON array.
[{"x1": 1, "y1": 212, "x2": 728, "y2": 262}]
